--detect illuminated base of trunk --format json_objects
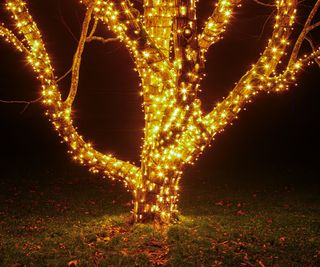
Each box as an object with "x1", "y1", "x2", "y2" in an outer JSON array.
[
  {"x1": 133, "y1": 189, "x2": 179, "y2": 224},
  {"x1": 133, "y1": 210, "x2": 180, "y2": 224}
]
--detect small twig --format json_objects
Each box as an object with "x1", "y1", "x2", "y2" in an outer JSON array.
[
  {"x1": 307, "y1": 21, "x2": 320, "y2": 32},
  {"x1": 289, "y1": 0, "x2": 320, "y2": 65},
  {"x1": 88, "y1": 19, "x2": 98, "y2": 39},
  {"x1": 259, "y1": 10, "x2": 276, "y2": 40},
  {"x1": 0, "y1": 96, "x2": 43, "y2": 114},
  {"x1": 56, "y1": 67, "x2": 72, "y2": 83},
  {"x1": 65, "y1": 3, "x2": 94, "y2": 106},
  {"x1": 86, "y1": 36, "x2": 119, "y2": 44},
  {"x1": 59, "y1": 8, "x2": 79, "y2": 43},
  {"x1": 305, "y1": 36, "x2": 320, "y2": 67},
  {"x1": 0, "y1": 97, "x2": 42, "y2": 104},
  {"x1": 253, "y1": 0, "x2": 275, "y2": 7}
]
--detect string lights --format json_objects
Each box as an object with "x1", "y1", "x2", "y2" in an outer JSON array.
[{"x1": 0, "y1": 0, "x2": 319, "y2": 223}]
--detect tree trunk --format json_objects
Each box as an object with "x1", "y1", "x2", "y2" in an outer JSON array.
[{"x1": 133, "y1": 174, "x2": 181, "y2": 223}]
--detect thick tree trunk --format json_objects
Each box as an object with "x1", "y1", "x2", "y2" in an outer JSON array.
[{"x1": 133, "y1": 174, "x2": 181, "y2": 223}]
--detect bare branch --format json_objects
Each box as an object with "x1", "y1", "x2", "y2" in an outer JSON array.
[
  {"x1": 307, "y1": 20, "x2": 320, "y2": 32},
  {"x1": 86, "y1": 36, "x2": 119, "y2": 44},
  {"x1": 289, "y1": 0, "x2": 320, "y2": 64},
  {"x1": 56, "y1": 67, "x2": 72, "y2": 83},
  {"x1": 0, "y1": 23, "x2": 39, "y2": 113},
  {"x1": 65, "y1": 4, "x2": 94, "y2": 106},
  {"x1": 88, "y1": 18, "x2": 98, "y2": 39},
  {"x1": 258, "y1": 9, "x2": 276, "y2": 39},
  {"x1": 59, "y1": 9, "x2": 79, "y2": 43},
  {"x1": 0, "y1": 96, "x2": 42, "y2": 105},
  {"x1": 65, "y1": 9, "x2": 119, "y2": 105},
  {"x1": 305, "y1": 36, "x2": 320, "y2": 67},
  {"x1": 0, "y1": 96, "x2": 43, "y2": 114},
  {"x1": 253, "y1": 0, "x2": 275, "y2": 7}
]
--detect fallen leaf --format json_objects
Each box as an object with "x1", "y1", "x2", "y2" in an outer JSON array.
[
  {"x1": 215, "y1": 200, "x2": 224, "y2": 206},
  {"x1": 279, "y1": 236, "x2": 286, "y2": 242},
  {"x1": 237, "y1": 210, "x2": 245, "y2": 215},
  {"x1": 67, "y1": 260, "x2": 78, "y2": 266}
]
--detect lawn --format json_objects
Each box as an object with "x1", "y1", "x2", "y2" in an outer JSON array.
[{"x1": 0, "y1": 168, "x2": 319, "y2": 266}]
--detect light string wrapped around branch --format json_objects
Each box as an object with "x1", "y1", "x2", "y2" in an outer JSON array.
[
  {"x1": 4, "y1": 0, "x2": 140, "y2": 189},
  {"x1": 0, "y1": 0, "x2": 319, "y2": 223}
]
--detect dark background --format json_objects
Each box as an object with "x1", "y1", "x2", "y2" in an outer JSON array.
[{"x1": 0, "y1": 0, "x2": 319, "y2": 186}]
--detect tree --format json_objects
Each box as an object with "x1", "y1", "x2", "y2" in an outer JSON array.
[{"x1": 0, "y1": 0, "x2": 319, "y2": 224}]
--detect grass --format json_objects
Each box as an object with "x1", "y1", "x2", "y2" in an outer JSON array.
[{"x1": 0, "y1": 168, "x2": 319, "y2": 266}]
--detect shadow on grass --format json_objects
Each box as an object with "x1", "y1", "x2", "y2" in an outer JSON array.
[{"x1": 0, "y1": 169, "x2": 320, "y2": 266}]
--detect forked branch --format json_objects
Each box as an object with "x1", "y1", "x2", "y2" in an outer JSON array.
[
  {"x1": 202, "y1": 0, "x2": 297, "y2": 135},
  {"x1": 2, "y1": 0, "x2": 141, "y2": 189},
  {"x1": 198, "y1": 0, "x2": 242, "y2": 54},
  {"x1": 0, "y1": 24, "x2": 28, "y2": 53},
  {"x1": 289, "y1": 0, "x2": 320, "y2": 65},
  {"x1": 0, "y1": 97, "x2": 42, "y2": 104},
  {"x1": 81, "y1": 0, "x2": 176, "y2": 82},
  {"x1": 305, "y1": 36, "x2": 320, "y2": 67},
  {"x1": 0, "y1": 96, "x2": 43, "y2": 113},
  {"x1": 85, "y1": 14, "x2": 119, "y2": 44},
  {"x1": 265, "y1": 49, "x2": 320, "y2": 92}
]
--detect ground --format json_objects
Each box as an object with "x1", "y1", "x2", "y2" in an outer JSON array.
[{"x1": 0, "y1": 167, "x2": 319, "y2": 266}]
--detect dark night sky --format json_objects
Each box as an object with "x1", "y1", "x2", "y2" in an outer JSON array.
[{"x1": 0, "y1": 0, "x2": 319, "y2": 184}]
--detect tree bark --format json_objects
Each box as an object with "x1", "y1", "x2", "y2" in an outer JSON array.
[{"x1": 133, "y1": 171, "x2": 181, "y2": 223}]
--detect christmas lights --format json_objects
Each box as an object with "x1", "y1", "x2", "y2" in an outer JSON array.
[{"x1": 0, "y1": 0, "x2": 319, "y2": 223}]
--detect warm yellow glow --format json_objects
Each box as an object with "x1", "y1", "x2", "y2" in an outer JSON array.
[{"x1": 0, "y1": 0, "x2": 319, "y2": 223}]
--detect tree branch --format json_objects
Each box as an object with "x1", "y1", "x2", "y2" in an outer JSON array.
[
  {"x1": 88, "y1": 18, "x2": 98, "y2": 39},
  {"x1": 259, "y1": 48, "x2": 320, "y2": 93},
  {"x1": 4, "y1": 0, "x2": 141, "y2": 189},
  {"x1": 253, "y1": 0, "x2": 275, "y2": 7},
  {"x1": 305, "y1": 36, "x2": 320, "y2": 67},
  {"x1": 56, "y1": 67, "x2": 72, "y2": 83},
  {"x1": 198, "y1": 0, "x2": 242, "y2": 54},
  {"x1": 162, "y1": 0, "x2": 300, "y2": 170},
  {"x1": 0, "y1": 96, "x2": 43, "y2": 114},
  {"x1": 203, "y1": 0, "x2": 297, "y2": 134},
  {"x1": 289, "y1": 0, "x2": 320, "y2": 65},
  {"x1": 65, "y1": 3, "x2": 94, "y2": 106},
  {"x1": 81, "y1": 0, "x2": 175, "y2": 74},
  {"x1": 86, "y1": 36, "x2": 119, "y2": 44},
  {"x1": 0, "y1": 24, "x2": 29, "y2": 53},
  {"x1": 0, "y1": 96, "x2": 42, "y2": 105},
  {"x1": 307, "y1": 20, "x2": 320, "y2": 31},
  {"x1": 59, "y1": 9, "x2": 79, "y2": 43},
  {"x1": 143, "y1": 0, "x2": 175, "y2": 59}
]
